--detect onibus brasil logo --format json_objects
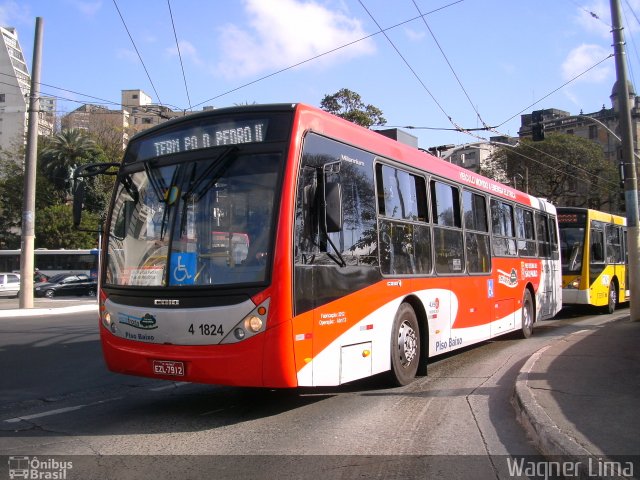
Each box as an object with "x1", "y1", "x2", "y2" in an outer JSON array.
[{"x1": 8, "y1": 456, "x2": 73, "y2": 479}]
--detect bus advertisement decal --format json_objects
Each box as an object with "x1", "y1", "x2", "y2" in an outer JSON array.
[{"x1": 498, "y1": 268, "x2": 519, "y2": 288}]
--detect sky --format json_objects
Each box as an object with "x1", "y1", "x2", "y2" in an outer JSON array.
[{"x1": 2, "y1": 0, "x2": 640, "y2": 150}]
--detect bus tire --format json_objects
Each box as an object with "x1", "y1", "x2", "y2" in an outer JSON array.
[
  {"x1": 389, "y1": 303, "x2": 420, "y2": 386},
  {"x1": 605, "y1": 280, "x2": 617, "y2": 314},
  {"x1": 520, "y1": 289, "x2": 534, "y2": 339}
]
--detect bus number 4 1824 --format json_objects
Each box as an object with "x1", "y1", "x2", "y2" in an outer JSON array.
[{"x1": 188, "y1": 324, "x2": 224, "y2": 336}]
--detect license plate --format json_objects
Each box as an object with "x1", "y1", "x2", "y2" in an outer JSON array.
[{"x1": 153, "y1": 360, "x2": 185, "y2": 376}]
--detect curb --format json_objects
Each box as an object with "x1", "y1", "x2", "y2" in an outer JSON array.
[
  {"x1": 0, "y1": 304, "x2": 98, "y2": 318},
  {"x1": 512, "y1": 331, "x2": 622, "y2": 480},
  {"x1": 513, "y1": 344, "x2": 595, "y2": 458}
]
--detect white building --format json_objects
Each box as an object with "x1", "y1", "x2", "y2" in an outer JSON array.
[
  {"x1": 0, "y1": 26, "x2": 55, "y2": 153},
  {"x1": 0, "y1": 26, "x2": 30, "y2": 152}
]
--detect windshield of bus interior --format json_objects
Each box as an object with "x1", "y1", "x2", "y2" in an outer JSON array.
[{"x1": 105, "y1": 148, "x2": 282, "y2": 288}]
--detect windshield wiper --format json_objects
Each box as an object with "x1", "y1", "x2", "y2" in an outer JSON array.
[
  {"x1": 184, "y1": 146, "x2": 238, "y2": 202},
  {"x1": 159, "y1": 166, "x2": 183, "y2": 240},
  {"x1": 144, "y1": 161, "x2": 167, "y2": 203},
  {"x1": 120, "y1": 174, "x2": 139, "y2": 203},
  {"x1": 178, "y1": 146, "x2": 238, "y2": 236}
]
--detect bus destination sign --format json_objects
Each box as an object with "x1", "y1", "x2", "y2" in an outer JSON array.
[{"x1": 135, "y1": 119, "x2": 269, "y2": 161}]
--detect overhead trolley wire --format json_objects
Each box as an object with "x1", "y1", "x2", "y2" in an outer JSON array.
[
  {"x1": 495, "y1": 53, "x2": 614, "y2": 128},
  {"x1": 357, "y1": 0, "x2": 467, "y2": 133},
  {"x1": 496, "y1": 139, "x2": 622, "y2": 192},
  {"x1": 112, "y1": 0, "x2": 164, "y2": 106},
  {"x1": 167, "y1": 0, "x2": 192, "y2": 111},
  {"x1": 190, "y1": 0, "x2": 464, "y2": 110},
  {"x1": 410, "y1": 0, "x2": 490, "y2": 130}
]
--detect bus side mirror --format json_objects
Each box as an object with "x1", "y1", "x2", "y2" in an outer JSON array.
[
  {"x1": 324, "y1": 180, "x2": 343, "y2": 233},
  {"x1": 72, "y1": 179, "x2": 86, "y2": 227}
]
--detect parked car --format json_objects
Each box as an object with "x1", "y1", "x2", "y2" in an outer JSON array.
[
  {"x1": 0, "y1": 272, "x2": 20, "y2": 298},
  {"x1": 34, "y1": 273, "x2": 97, "y2": 298}
]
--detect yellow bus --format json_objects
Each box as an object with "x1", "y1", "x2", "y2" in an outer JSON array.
[{"x1": 558, "y1": 207, "x2": 628, "y2": 313}]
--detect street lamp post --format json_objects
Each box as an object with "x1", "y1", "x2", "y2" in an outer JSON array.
[{"x1": 610, "y1": 0, "x2": 640, "y2": 321}]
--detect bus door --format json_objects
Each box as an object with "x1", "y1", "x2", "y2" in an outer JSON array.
[
  {"x1": 535, "y1": 212, "x2": 561, "y2": 319},
  {"x1": 624, "y1": 229, "x2": 630, "y2": 300},
  {"x1": 605, "y1": 223, "x2": 626, "y2": 303},
  {"x1": 294, "y1": 134, "x2": 379, "y2": 385},
  {"x1": 589, "y1": 221, "x2": 607, "y2": 305}
]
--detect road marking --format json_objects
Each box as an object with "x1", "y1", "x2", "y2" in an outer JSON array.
[
  {"x1": 148, "y1": 382, "x2": 188, "y2": 392},
  {"x1": 4, "y1": 397, "x2": 123, "y2": 423}
]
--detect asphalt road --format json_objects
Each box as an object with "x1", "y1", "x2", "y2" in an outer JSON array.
[{"x1": 0, "y1": 306, "x2": 626, "y2": 479}]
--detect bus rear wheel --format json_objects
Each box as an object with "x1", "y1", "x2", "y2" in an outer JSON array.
[
  {"x1": 389, "y1": 303, "x2": 420, "y2": 386},
  {"x1": 520, "y1": 289, "x2": 534, "y2": 339}
]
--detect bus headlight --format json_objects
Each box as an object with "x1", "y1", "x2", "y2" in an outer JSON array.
[
  {"x1": 567, "y1": 277, "x2": 581, "y2": 289},
  {"x1": 246, "y1": 316, "x2": 263, "y2": 332},
  {"x1": 102, "y1": 310, "x2": 117, "y2": 333},
  {"x1": 221, "y1": 299, "x2": 270, "y2": 344}
]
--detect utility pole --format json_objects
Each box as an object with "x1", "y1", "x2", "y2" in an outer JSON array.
[
  {"x1": 19, "y1": 17, "x2": 43, "y2": 309},
  {"x1": 610, "y1": 0, "x2": 640, "y2": 320}
]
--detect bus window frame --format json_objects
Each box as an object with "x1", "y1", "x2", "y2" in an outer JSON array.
[{"x1": 375, "y1": 160, "x2": 433, "y2": 277}]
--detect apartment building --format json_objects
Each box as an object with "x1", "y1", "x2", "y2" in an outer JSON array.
[
  {"x1": 0, "y1": 26, "x2": 55, "y2": 152},
  {"x1": 62, "y1": 89, "x2": 187, "y2": 149},
  {"x1": 0, "y1": 26, "x2": 30, "y2": 152},
  {"x1": 518, "y1": 81, "x2": 640, "y2": 166},
  {"x1": 122, "y1": 89, "x2": 185, "y2": 134}
]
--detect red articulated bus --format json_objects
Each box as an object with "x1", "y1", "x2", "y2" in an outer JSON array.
[{"x1": 88, "y1": 103, "x2": 562, "y2": 387}]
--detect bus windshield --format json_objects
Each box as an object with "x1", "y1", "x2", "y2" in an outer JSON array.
[
  {"x1": 559, "y1": 226, "x2": 585, "y2": 274},
  {"x1": 105, "y1": 150, "x2": 281, "y2": 287}
]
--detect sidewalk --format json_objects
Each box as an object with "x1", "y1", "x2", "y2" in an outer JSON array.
[
  {"x1": 0, "y1": 297, "x2": 97, "y2": 318},
  {"x1": 514, "y1": 314, "x2": 640, "y2": 464}
]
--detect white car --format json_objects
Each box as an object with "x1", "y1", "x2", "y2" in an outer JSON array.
[{"x1": 0, "y1": 272, "x2": 20, "y2": 298}]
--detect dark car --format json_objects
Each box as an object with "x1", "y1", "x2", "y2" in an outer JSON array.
[{"x1": 34, "y1": 273, "x2": 97, "y2": 298}]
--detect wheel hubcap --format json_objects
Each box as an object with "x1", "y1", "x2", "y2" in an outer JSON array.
[
  {"x1": 398, "y1": 321, "x2": 417, "y2": 368},
  {"x1": 524, "y1": 304, "x2": 532, "y2": 330},
  {"x1": 610, "y1": 288, "x2": 616, "y2": 307}
]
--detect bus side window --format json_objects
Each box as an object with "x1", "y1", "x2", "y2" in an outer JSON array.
[
  {"x1": 515, "y1": 207, "x2": 537, "y2": 257},
  {"x1": 377, "y1": 164, "x2": 431, "y2": 275},
  {"x1": 606, "y1": 225, "x2": 622, "y2": 264},
  {"x1": 491, "y1": 199, "x2": 516, "y2": 256},
  {"x1": 463, "y1": 190, "x2": 491, "y2": 273},
  {"x1": 431, "y1": 180, "x2": 463, "y2": 274},
  {"x1": 590, "y1": 228, "x2": 605, "y2": 263},
  {"x1": 535, "y1": 213, "x2": 551, "y2": 258}
]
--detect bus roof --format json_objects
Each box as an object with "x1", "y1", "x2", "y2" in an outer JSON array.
[{"x1": 124, "y1": 102, "x2": 551, "y2": 210}]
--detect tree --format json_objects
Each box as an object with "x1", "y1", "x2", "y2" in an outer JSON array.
[
  {"x1": 320, "y1": 88, "x2": 386, "y2": 128},
  {"x1": 0, "y1": 147, "x2": 24, "y2": 248},
  {"x1": 491, "y1": 134, "x2": 621, "y2": 212},
  {"x1": 40, "y1": 129, "x2": 100, "y2": 190},
  {"x1": 0, "y1": 145, "x2": 61, "y2": 248},
  {"x1": 35, "y1": 205, "x2": 101, "y2": 249}
]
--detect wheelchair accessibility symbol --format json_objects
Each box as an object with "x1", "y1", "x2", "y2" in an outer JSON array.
[{"x1": 170, "y1": 252, "x2": 196, "y2": 285}]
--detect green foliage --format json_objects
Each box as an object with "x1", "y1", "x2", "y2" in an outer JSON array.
[
  {"x1": 320, "y1": 88, "x2": 386, "y2": 128},
  {"x1": 0, "y1": 141, "x2": 104, "y2": 249},
  {"x1": 35, "y1": 205, "x2": 101, "y2": 249},
  {"x1": 492, "y1": 134, "x2": 621, "y2": 212},
  {"x1": 40, "y1": 129, "x2": 101, "y2": 189}
]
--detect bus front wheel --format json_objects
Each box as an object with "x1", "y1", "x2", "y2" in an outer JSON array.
[
  {"x1": 605, "y1": 281, "x2": 617, "y2": 314},
  {"x1": 389, "y1": 303, "x2": 420, "y2": 386}
]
